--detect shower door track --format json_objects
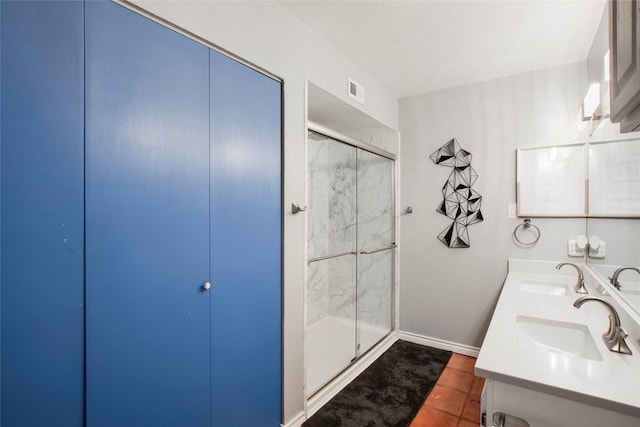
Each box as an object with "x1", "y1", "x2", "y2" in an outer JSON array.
[{"x1": 308, "y1": 121, "x2": 396, "y2": 161}]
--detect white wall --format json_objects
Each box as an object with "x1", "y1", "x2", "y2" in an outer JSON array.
[
  {"x1": 398, "y1": 62, "x2": 591, "y2": 348},
  {"x1": 124, "y1": 1, "x2": 398, "y2": 424}
]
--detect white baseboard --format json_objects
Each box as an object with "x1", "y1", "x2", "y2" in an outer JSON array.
[
  {"x1": 305, "y1": 332, "x2": 399, "y2": 420},
  {"x1": 398, "y1": 331, "x2": 480, "y2": 358},
  {"x1": 281, "y1": 410, "x2": 305, "y2": 427}
]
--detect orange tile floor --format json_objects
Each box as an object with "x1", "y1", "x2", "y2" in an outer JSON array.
[{"x1": 410, "y1": 353, "x2": 484, "y2": 427}]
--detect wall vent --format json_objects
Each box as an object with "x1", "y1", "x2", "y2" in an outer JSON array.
[{"x1": 348, "y1": 77, "x2": 364, "y2": 104}]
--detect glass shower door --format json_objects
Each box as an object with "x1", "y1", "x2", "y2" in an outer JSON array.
[
  {"x1": 356, "y1": 150, "x2": 394, "y2": 357},
  {"x1": 306, "y1": 131, "x2": 357, "y2": 396},
  {"x1": 306, "y1": 129, "x2": 395, "y2": 396}
]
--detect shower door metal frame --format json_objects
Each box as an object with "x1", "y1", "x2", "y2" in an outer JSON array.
[
  {"x1": 306, "y1": 121, "x2": 397, "y2": 375},
  {"x1": 308, "y1": 121, "x2": 397, "y2": 162}
]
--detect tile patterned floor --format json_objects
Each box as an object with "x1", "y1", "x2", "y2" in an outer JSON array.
[{"x1": 410, "y1": 353, "x2": 484, "y2": 427}]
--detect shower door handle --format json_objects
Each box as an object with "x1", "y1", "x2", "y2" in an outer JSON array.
[
  {"x1": 307, "y1": 251, "x2": 357, "y2": 264},
  {"x1": 360, "y1": 243, "x2": 397, "y2": 255}
]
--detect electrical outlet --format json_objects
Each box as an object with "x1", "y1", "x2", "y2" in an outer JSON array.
[
  {"x1": 588, "y1": 236, "x2": 606, "y2": 259},
  {"x1": 568, "y1": 239, "x2": 584, "y2": 257},
  {"x1": 589, "y1": 241, "x2": 606, "y2": 259}
]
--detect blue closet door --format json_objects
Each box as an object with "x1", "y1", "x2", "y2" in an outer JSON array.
[
  {"x1": 1, "y1": 2, "x2": 85, "y2": 426},
  {"x1": 85, "y1": 2, "x2": 210, "y2": 425},
  {"x1": 210, "y1": 51, "x2": 282, "y2": 426}
]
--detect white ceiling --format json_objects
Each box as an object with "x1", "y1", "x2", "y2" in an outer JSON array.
[{"x1": 278, "y1": 0, "x2": 607, "y2": 99}]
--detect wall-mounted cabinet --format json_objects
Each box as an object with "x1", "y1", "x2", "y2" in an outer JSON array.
[
  {"x1": 609, "y1": 0, "x2": 640, "y2": 133},
  {"x1": 1, "y1": 2, "x2": 282, "y2": 426}
]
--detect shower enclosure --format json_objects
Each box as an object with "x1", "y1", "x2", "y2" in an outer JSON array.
[{"x1": 306, "y1": 126, "x2": 395, "y2": 396}]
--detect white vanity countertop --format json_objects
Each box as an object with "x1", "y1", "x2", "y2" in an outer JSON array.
[{"x1": 475, "y1": 259, "x2": 640, "y2": 418}]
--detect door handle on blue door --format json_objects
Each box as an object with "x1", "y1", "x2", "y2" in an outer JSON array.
[{"x1": 203, "y1": 282, "x2": 211, "y2": 291}]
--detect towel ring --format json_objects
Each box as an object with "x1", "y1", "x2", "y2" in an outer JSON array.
[{"x1": 513, "y1": 219, "x2": 540, "y2": 246}]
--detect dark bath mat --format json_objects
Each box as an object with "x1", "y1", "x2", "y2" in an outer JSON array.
[{"x1": 303, "y1": 340, "x2": 452, "y2": 427}]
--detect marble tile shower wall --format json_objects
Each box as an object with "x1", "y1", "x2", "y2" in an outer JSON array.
[
  {"x1": 356, "y1": 151, "x2": 394, "y2": 329},
  {"x1": 307, "y1": 136, "x2": 357, "y2": 326},
  {"x1": 306, "y1": 257, "x2": 356, "y2": 325},
  {"x1": 356, "y1": 250, "x2": 392, "y2": 328},
  {"x1": 307, "y1": 137, "x2": 357, "y2": 260},
  {"x1": 357, "y1": 151, "x2": 394, "y2": 250},
  {"x1": 307, "y1": 134, "x2": 393, "y2": 329}
]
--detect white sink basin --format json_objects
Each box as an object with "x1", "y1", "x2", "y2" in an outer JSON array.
[
  {"x1": 516, "y1": 315, "x2": 602, "y2": 361},
  {"x1": 519, "y1": 279, "x2": 570, "y2": 296}
]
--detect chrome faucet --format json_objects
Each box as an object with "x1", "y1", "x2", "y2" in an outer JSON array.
[
  {"x1": 556, "y1": 262, "x2": 588, "y2": 294},
  {"x1": 573, "y1": 296, "x2": 632, "y2": 355},
  {"x1": 609, "y1": 266, "x2": 640, "y2": 291}
]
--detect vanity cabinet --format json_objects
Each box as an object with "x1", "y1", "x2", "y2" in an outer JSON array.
[
  {"x1": 2, "y1": 1, "x2": 282, "y2": 426},
  {"x1": 482, "y1": 380, "x2": 640, "y2": 427},
  {"x1": 476, "y1": 260, "x2": 640, "y2": 427},
  {"x1": 609, "y1": 0, "x2": 640, "y2": 133}
]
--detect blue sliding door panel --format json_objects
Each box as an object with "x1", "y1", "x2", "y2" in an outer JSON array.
[
  {"x1": 1, "y1": 2, "x2": 85, "y2": 426},
  {"x1": 0, "y1": 3, "x2": 2, "y2": 419},
  {"x1": 85, "y1": 2, "x2": 210, "y2": 426},
  {"x1": 210, "y1": 51, "x2": 282, "y2": 426}
]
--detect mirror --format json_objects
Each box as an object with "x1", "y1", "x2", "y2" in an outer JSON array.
[
  {"x1": 587, "y1": 214, "x2": 640, "y2": 316},
  {"x1": 585, "y1": 136, "x2": 640, "y2": 315},
  {"x1": 588, "y1": 138, "x2": 640, "y2": 217},
  {"x1": 516, "y1": 138, "x2": 640, "y2": 218},
  {"x1": 516, "y1": 144, "x2": 587, "y2": 217},
  {"x1": 562, "y1": 2, "x2": 640, "y2": 318}
]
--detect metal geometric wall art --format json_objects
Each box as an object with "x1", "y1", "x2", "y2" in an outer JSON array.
[{"x1": 430, "y1": 138, "x2": 483, "y2": 248}]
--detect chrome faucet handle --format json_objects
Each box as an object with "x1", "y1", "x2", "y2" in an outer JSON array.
[
  {"x1": 556, "y1": 262, "x2": 588, "y2": 294},
  {"x1": 609, "y1": 266, "x2": 640, "y2": 291},
  {"x1": 574, "y1": 277, "x2": 588, "y2": 294},
  {"x1": 607, "y1": 326, "x2": 632, "y2": 355},
  {"x1": 573, "y1": 297, "x2": 632, "y2": 355},
  {"x1": 608, "y1": 276, "x2": 621, "y2": 291}
]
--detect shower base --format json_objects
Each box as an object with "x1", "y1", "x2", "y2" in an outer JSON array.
[{"x1": 306, "y1": 315, "x2": 389, "y2": 396}]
